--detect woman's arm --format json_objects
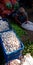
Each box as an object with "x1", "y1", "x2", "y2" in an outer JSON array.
[{"x1": 15, "y1": 15, "x2": 21, "y2": 25}]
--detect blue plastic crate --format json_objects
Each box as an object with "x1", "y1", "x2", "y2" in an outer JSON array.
[
  {"x1": 0, "y1": 19, "x2": 12, "y2": 33},
  {"x1": 0, "y1": 30, "x2": 24, "y2": 63}
]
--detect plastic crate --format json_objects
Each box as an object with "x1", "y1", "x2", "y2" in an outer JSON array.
[
  {"x1": 0, "y1": 30, "x2": 24, "y2": 63},
  {"x1": 0, "y1": 19, "x2": 12, "y2": 33}
]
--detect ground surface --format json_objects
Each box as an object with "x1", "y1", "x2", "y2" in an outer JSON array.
[{"x1": 10, "y1": 8, "x2": 33, "y2": 56}]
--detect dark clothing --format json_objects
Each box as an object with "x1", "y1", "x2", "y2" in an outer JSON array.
[
  {"x1": 12, "y1": 10, "x2": 28, "y2": 24},
  {"x1": 16, "y1": 11, "x2": 28, "y2": 24}
]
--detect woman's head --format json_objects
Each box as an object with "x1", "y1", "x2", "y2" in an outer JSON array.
[{"x1": 19, "y1": 7, "x2": 25, "y2": 13}]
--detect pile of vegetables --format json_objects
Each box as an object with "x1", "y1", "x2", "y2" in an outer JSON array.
[
  {"x1": 0, "y1": 20, "x2": 9, "y2": 32},
  {"x1": 1, "y1": 31, "x2": 21, "y2": 54}
]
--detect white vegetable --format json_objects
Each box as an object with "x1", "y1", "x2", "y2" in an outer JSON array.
[
  {"x1": 2, "y1": 31, "x2": 21, "y2": 53},
  {"x1": 21, "y1": 53, "x2": 33, "y2": 65},
  {"x1": 10, "y1": 59, "x2": 21, "y2": 65},
  {"x1": 0, "y1": 20, "x2": 9, "y2": 32}
]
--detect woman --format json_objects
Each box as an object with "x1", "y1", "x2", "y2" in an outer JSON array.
[{"x1": 12, "y1": 7, "x2": 28, "y2": 25}]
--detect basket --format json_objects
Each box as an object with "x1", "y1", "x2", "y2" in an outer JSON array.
[
  {"x1": 0, "y1": 30, "x2": 24, "y2": 63},
  {"x1": 0, "y1": 19, "x2": 12, "y2": 33}
]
